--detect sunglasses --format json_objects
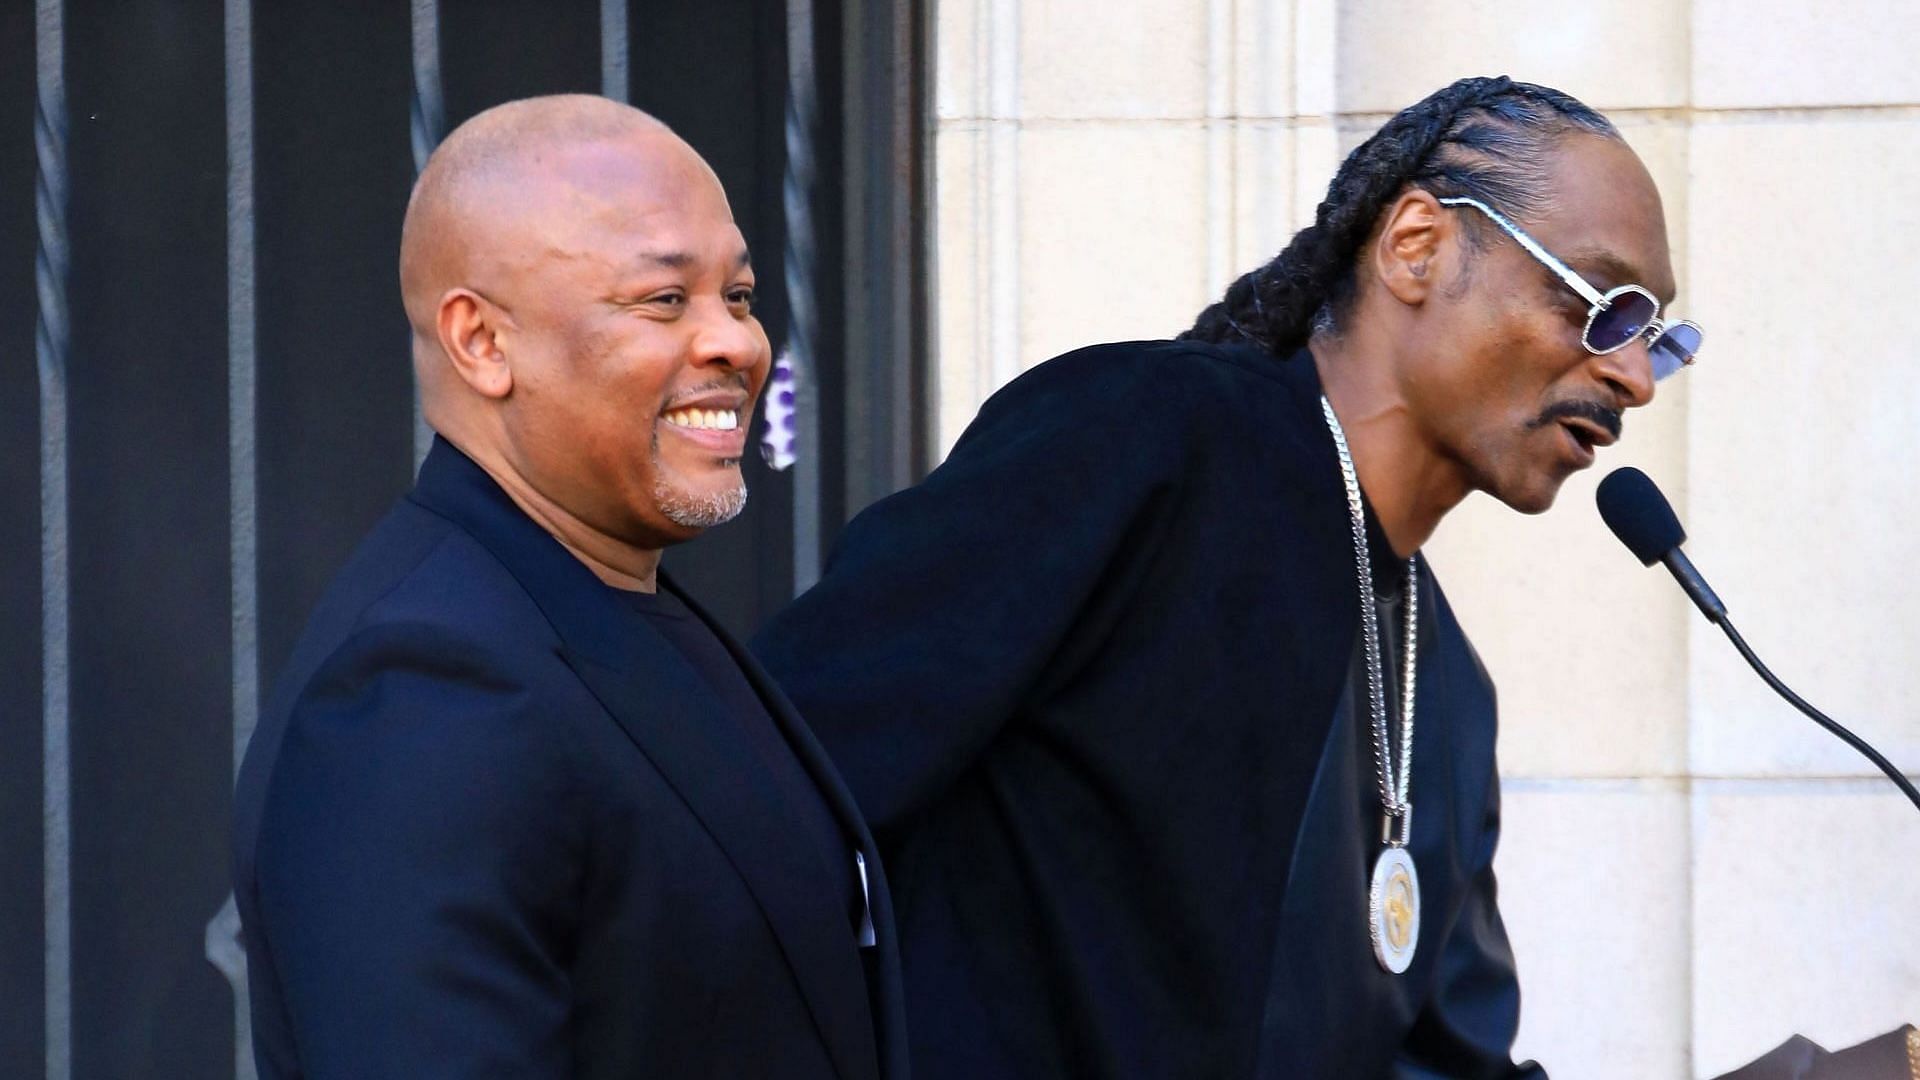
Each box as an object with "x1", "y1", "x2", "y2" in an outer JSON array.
[{"x1": 1437, "y1": 195, "x2": 1702, "y2": 382}]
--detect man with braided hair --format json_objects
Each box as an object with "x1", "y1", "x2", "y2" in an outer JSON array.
[{"x1": 757, "y1": 76, "x2": 1690, "y2": 1077}]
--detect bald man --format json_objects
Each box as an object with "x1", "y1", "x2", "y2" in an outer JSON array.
[{"x1": 232, "y1": 95, "x2": 907, "y2": 1080}]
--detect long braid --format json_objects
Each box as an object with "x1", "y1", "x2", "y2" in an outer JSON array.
[{"x1": 1181, "y1": 76, "x2": 1617, "y2": 352}]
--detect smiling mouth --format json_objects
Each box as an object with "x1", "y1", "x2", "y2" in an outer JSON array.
[{"x1": 662, "y1": 407, "x2": 741, "y2": 432}]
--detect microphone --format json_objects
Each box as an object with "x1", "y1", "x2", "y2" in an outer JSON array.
[
  {"x1": 1596, "y1": 467, "x2": 1920, "y2": 813},
  {"x1": 1595, "y1": 468, "x2": 1727, "y2": 625}
]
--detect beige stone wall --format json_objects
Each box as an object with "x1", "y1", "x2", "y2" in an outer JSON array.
[{"x1": 930, "y1": 2, "x2": 1920, "y2": 1076}]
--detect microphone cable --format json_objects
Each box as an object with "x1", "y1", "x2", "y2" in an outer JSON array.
[
  {"x1": 1716, "y1": 616, "x2": 1920, "y2": 813},
  {"x1": 1598, "y1": 466, "x2": 1920, "y2": 815}
]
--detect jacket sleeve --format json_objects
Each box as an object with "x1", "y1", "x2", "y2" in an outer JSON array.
[
  {"x1": 251, "y1": 620, "x2": 581, "y2": 1079},
  {"x1": 1394, "y1": 769, "x2": 1547, "y2": 1080},
  {"x1": 752, "y1": 345, "x2": 1191, "y2": 835}
]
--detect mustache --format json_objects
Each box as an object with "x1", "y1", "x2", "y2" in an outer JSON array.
[
  {"x1": 661, "y1": 373, "x2": 751, "y2": 409},
  {"x1": 1529, "y1": 398, "x2": 1622, "y2": 441}
]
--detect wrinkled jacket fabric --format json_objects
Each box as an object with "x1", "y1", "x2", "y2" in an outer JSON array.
[
  {"x1": 756, "y1": 339, "x2": 1544, "y2": 1079},
  {"x1": 234, "y1": 440, "x2": 908, "y2": 1080}
]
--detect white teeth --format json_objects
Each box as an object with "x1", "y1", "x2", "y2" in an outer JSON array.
[{"x1": 665, "y1": 408, "x2": 740, "y2": 431}]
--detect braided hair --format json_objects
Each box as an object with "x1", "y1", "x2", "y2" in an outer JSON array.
[{"x1": 1180, "y1": 76, "x2": 1618, "y2": 352}]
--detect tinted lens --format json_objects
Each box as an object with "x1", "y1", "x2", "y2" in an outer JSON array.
[
  {"x1": 1586, "y1": 289, "x2": 1659, "y2": 353},
  {"x1": 1648, "y1": 322, "x2": 1702, "y2": 381}
]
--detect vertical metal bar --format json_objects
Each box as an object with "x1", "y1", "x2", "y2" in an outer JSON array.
[
  {"x1": 215, "y1": 1, "x2": 259, "y2": 1076},
  {"x1": 33, "y1": 2, "x2": 70, "y2": 1078},
  {"x1": 408, "y1": 1, "x2": 444, "y2": 178},
  {"x1": 906, "y1": 0, "x2": 935, "y2": 480},
  {"x1": 225, "y1": 0, "x2": 258, "y2": 828},
  {"x1": 409, "y1": 0, "x2": 444, "y2": 468},
  {"x1": 839, "y1": 0, "x2": 932, "y2": 508},
  {"x1": 600, "y1": 0, "x2": 628, "y2": 104},
  {"x1": 785, "y1": 0, "x2": 821, "y2": 592},
  {"x1": 838, "y1": 0, "x2": 874, "y2": 508}
]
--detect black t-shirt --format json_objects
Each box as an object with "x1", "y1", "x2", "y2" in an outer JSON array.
[{"x1": 622, "y1": 585, "x2": 867, "y2": 946}]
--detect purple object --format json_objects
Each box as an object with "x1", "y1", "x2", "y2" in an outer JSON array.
[{"x1": 760, "y1": 348, "x2": 798, "y2": 470}]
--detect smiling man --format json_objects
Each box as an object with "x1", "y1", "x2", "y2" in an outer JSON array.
[
  {"x1": 754, "y1": 77, "x2": 1695, "y2": 1077},
  {"x1": 232, "y1": 96, "x2": 906, "y2": 1080}
]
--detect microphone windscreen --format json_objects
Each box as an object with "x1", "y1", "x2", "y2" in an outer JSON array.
[{"x1": 1596, "y1": 467, "x2": 1686, "y2": 566}]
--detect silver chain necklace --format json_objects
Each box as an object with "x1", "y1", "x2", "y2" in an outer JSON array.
[{"x1": 1320, "y1": 394, "x2": 1423, "y2": 974}]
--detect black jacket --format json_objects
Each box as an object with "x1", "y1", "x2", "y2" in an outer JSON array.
[
  {"x1": 233, "y1": 438, "x2": 908, "y2": 1080},
  {"x1": 755, "y1": 340, "x2": 1541, "y2": 1078}
]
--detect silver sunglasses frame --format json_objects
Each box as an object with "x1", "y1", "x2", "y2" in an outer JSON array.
[{"x1": 1436, "y1": 195, "x2": 1701, "y2": 377}]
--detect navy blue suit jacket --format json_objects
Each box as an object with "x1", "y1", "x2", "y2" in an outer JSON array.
[{"x1": 233, "y1": 439, "x2": 907, "y2": 1080}]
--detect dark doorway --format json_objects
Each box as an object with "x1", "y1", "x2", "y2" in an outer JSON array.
[{"x1": 2, "y1": 2, "x2": 930, "y2": 1076}]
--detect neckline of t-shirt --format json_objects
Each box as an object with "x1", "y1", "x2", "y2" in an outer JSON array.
[{"x1": 616, "y1": 584, "x2": 693, "y2": 621}]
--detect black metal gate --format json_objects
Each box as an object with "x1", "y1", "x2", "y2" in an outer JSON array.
[{"x1": 1, "y1": 2, "x2": 930, "y2": 1076}]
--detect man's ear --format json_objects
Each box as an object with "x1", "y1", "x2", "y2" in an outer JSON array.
[
  {"x1": 435, "y1": 288, "x2": 514, "y2": 399},
  {"x1": 1372, "y1": 189, "x2": 1449, "y2": 307}
]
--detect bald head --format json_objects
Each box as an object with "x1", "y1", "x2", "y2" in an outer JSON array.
[{"x1": 399, "y1": 94, "x2": 692, "y2": 342}]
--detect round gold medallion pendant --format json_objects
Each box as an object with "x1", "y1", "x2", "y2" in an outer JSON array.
[{"x1": 1369, "y1": 847, "x2": 1421, "y2": 974}]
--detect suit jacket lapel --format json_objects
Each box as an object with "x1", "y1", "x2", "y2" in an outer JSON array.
[
  {"x1": 666, "y1": 574, "x2": 911, "y2": 1080},
  {"x1": 663, "y1": 575, "x2": 880, "y2": 880},
  {"x1": 407, "y1": 439, "x2": 878, "y2": 1080},
  {"x1": 560, "y1": 641, "x2": 879, "y2": 1080}
]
